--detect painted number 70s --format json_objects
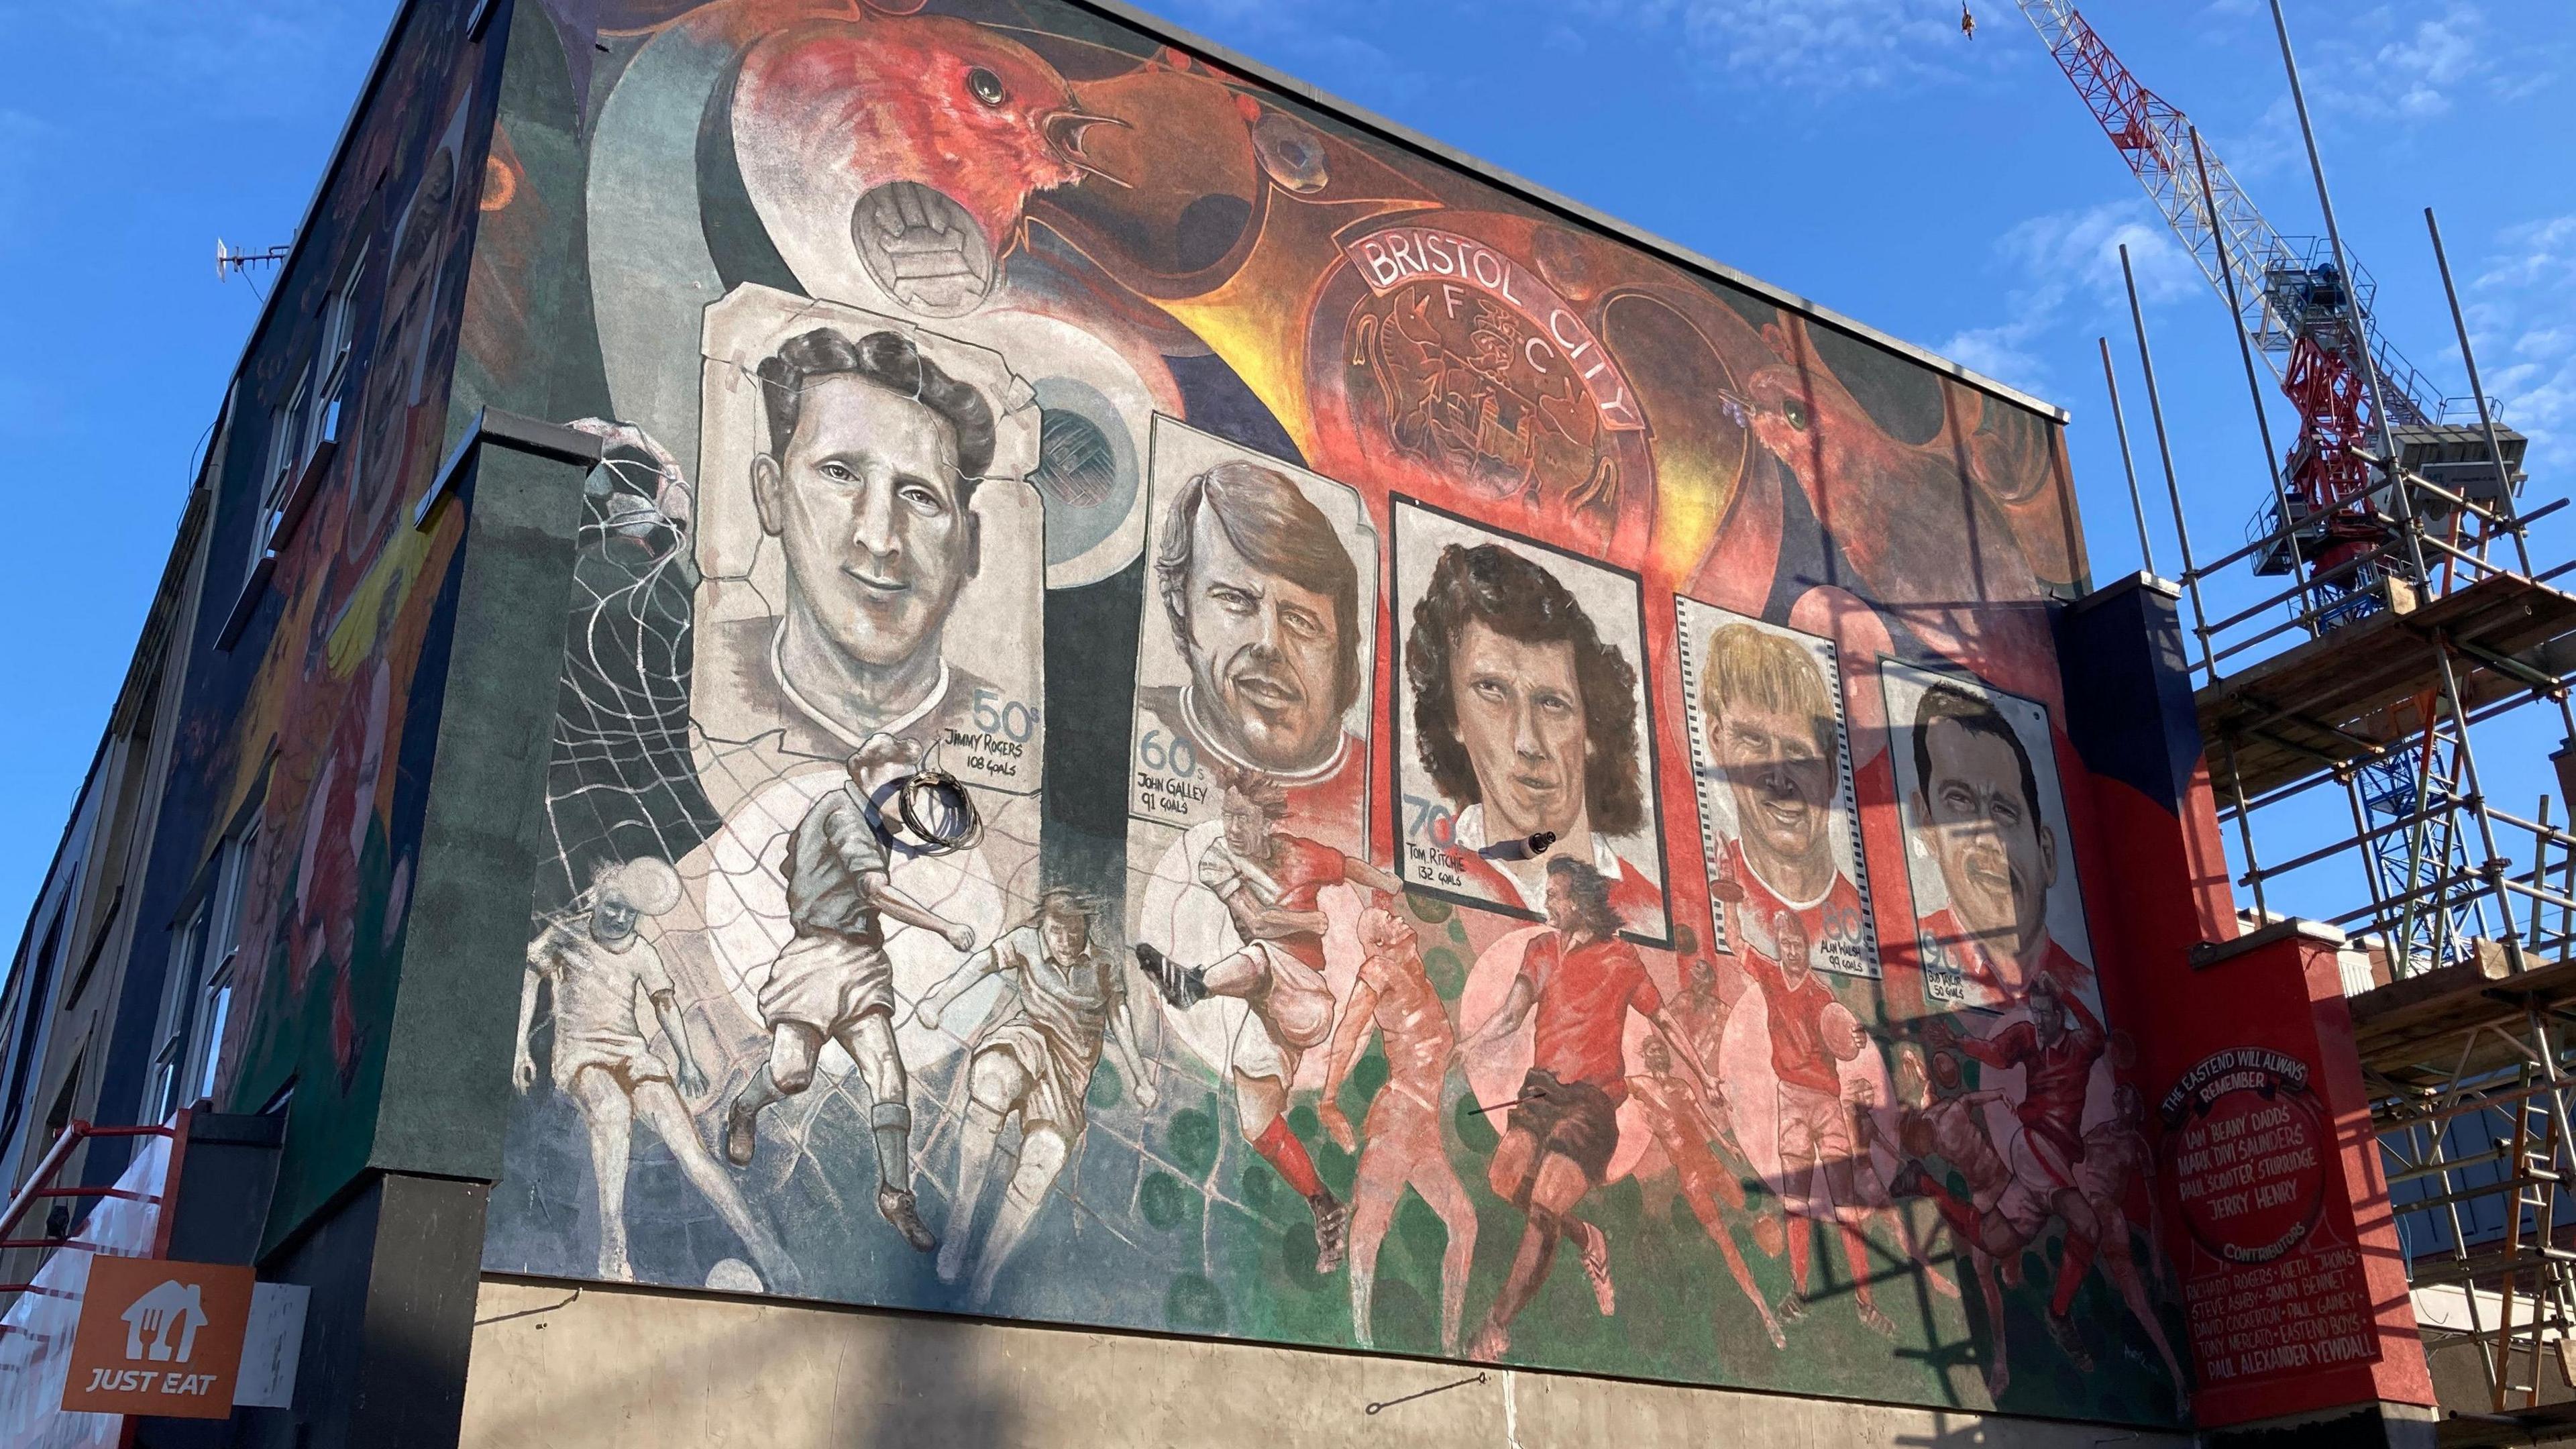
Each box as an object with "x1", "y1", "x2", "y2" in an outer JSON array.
[{"x1": 1402, "y1": 794, "x2": 1457, "y2": 849}]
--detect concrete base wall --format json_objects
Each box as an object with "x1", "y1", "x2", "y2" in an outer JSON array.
[{"x1": 457, "y1": 1276, "x2": 2194, "y2": 1449}]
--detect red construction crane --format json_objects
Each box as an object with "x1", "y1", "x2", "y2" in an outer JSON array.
[
  {"x1": 2009, "y1": 1, "x2": 2544, "y2": 975},
  {"x1": 2011, "y1": 0, "x2": 2467, "y2": 581}
]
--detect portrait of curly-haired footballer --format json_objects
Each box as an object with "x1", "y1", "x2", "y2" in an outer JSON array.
[{"x1": 1392, "y1": 500, "x2": 1667, "y2": 937}]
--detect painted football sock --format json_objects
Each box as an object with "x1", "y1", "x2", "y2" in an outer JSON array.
[
  {"x1": 2050, "y1": 1234, "x2": 2099, "y2": 1318},
  {"x1": 1252, "y1": 1116, "x2": 1325, "y2": 1198}
]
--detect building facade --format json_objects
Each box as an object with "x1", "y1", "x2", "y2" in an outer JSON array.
[{"x1": 0, "y1": 1, "x2": 2445, "y2": 1445}]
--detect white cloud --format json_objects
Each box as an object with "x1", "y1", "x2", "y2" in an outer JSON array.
[
  {"x1": 2186, "y1": 4, "x2": 2554, "y2": 182},
  {"x1": 2467, "y1": 216, "x2": 2576, "y2": 478},
  {"x1": 1572, "y1": 0, "x2": 1985, "y2": 95},
  {"x1": 2475, "y1": 217, "x2": 2576, "y2": 292},
  {"x1": 1937, "y1": 201, "x2": 2200, "y2": 393},
  {"x1": 2294, "y1": 2, "x2": 2500, "y2": 124},
  {"x1": 2370, "y1": 5, "x2": 2480, "y2": 115},
  {"x1": 1157, "y1": 0, "x2": 1430, "y2": 105},
  {"x1": 2212, "y1": 93, "x2": 2303, "y2": 182},
  {"x1": 49, "y1": 1, "x2": 388, "y2": 118}
]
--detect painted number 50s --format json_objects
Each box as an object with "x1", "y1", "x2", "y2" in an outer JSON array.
[{"x1": 971, "y1": 688, "x2": 1039, "y2": 743}]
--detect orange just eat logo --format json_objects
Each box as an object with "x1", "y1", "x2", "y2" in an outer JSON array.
[{"x1": 62, "y1": 1257, "x2": 255, "y2": 1419}]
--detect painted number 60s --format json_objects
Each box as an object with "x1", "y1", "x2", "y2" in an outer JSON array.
[{"x1": 1136, "y1": 728, "x2": 1200, "y2": 779}]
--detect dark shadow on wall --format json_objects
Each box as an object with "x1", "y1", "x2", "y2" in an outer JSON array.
[
  {"x1": 222, "y1": 1173, "x2": 488, "y2": 1449},
  {"x1": 466, "y1": 1277, "x2": 1020, "y2": 1449}
]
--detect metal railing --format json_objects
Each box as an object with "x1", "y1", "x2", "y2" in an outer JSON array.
[{"x1": 0, "y1": 1118, "x2": 176, "y2": 1318}]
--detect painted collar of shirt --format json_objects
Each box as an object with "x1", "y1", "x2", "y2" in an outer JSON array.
[
  {"x1": 1923, "y1": 909, "x2": 2086, "y2": 1004},
  {"x1": 1177, "y1": 683, "x2": 1354, "y2": 786},
  {"x1": 1002, "y1": 924, "x2": 1108, "y2": 987},
  {"x1": 1726, "y1": 835, "x2": 1846, "y2": 914},
  {"x1": 769, "y1": 619, "x2": 953, "y2": 753},
  {"x1": 1453, "y1": 804, "x2": 1626, "y2": 914}
]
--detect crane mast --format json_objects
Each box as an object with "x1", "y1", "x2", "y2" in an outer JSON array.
[
  {"x1": 2013, "y1": 10, "x2": 2576, "y2": 1419},
  {"x1": 2013, "y1": 0, "x2": 2446, "y2": 583},
  {"x1": 2010, "y1": 1, "x2": 2524, "y2": 966}
]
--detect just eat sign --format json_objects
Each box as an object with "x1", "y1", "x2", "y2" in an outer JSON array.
[{"x1": 62, "y1": 1256, "x2": 255, "y2": 1419}]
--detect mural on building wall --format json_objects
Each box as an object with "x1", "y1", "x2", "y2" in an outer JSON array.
[
  {"x1": 474, "y1": 0, "x2": 2186, "y2": 1426},
  {"x1": 183, "y1": 3, "x2": 495, "y2": 1234}
]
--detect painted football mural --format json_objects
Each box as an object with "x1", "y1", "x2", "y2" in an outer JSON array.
[{"x1": 453, "y1": 0, "x2": 2186, "y2": 1426}]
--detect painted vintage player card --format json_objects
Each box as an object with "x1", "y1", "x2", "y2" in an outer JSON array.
[
  {"x1": 1126, "y1": 417, "x2": 1379, "y2": 850},
  {"x1": 1880, "y1": 658, "x2": 2098, "y2": 1013},
  {"x1": 690, "y1": 284, "x2": 1047, "y2": 806},
  {"x1": 1389, "y1": 496, "x2": 1669, "y2": 943},
  {"x1": 1675, "y1": 597, "x2": 1878, "y2": 977}
]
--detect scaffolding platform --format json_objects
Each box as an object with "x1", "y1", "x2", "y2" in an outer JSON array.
[
  {"x1": 2440, "y1": 1399, "x2": 2576, "y2": 1448},
  {"x1": 2352, "y1": 951, "x2": 2576, "y2": 1093},
  {"x1": 2198, "y1": 572, "x2": 2576, "y2": 801}
]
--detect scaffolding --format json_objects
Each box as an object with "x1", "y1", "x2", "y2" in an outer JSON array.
[
  {"x1": 2174, "y1": 386, "x2": 2575, "y2": 1425},
  {"x1": 2019, "y1": 3, "x2": 2576, "y2": 1434},
  {"x1": 2143, "y1": 251, "x2": 2576, "y2": 1425}
]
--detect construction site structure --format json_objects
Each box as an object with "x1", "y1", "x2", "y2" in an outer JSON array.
[{"x1": 2021, "y1": 1, "x2": 2576, "y2": 1438}]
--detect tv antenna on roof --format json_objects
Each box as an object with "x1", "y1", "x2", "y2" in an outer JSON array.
[{"x1": 215, "y1": 237, "x2": 291, "y2": 282}]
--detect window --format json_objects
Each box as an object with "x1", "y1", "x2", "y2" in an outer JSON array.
[
  {"x1": 0, "y1": 899, "x2": 70, "y2": 1147},
  {"x1": 146, "y1": 903, "x2": 205, "y2": 1125},
  {"x1": 194, "y1": 959, "x2": 235, "y2": 1108},
  {"x1": 319, "y1": 248, "x2": 366, "y2": 404},
  {"x1": 144, "y1": 826, "x2": 256, "y2": 1122},
  {"x1": 252, "y1": 364, "x2": 314, "y2": 568},
  {"x1": 42, "y1": 1053, "x2": 82, "y2": 1144},
  {"x1": 193, "y1": 826, "x2": 255, "y2": 1103}
]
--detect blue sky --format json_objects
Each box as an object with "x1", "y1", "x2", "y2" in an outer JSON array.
[{"x1": 1, "y1": 0, "x2": 2569, "y2": 940}]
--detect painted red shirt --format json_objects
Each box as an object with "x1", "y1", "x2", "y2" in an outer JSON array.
[
  {"x1": 1277, "y1": 737, "x2": 1370, "y2": 853},
  {"x1": 1958, "y1": 990, "x2": 2106, "y2": 1161},
  {"x1": 1719, "y1": 837, "x2": 1872, "y2": 975},
  {"x1": 1517, "y1": 931, "x2": 1663, "y2": 1100},
  {"x1": 1915, "y1": 909, "x2": 2090, "y2": 1013},
  {"x1": 1250, "y1": 832, "x2": 1348, "y2": 975},
  {"x1": 1137, "y1": 686, "x2": 1370, "y2": 853},
  {"x1": 1739, "y1": 949, "x2": 1844, "y2": 1095}
]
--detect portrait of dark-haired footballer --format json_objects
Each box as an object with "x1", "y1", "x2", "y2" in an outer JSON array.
[
  {"x1": 712, "y1": 325, "x2": 1000, "y2": 756},
  {"x1": 1393, "y1": 501, "x2": 1666, "y2": 938},
  {"x1": 643, "y1": 294, "x2": 1043, "y2": 1225},
  {"x1": 684, "y1": 290, "x2": 1046, "y2": 814},
  {"x1": 1880, "y1": 661, "x2": 2095, "y2": 1013}
]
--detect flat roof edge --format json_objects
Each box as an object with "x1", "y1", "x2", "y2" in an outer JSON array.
[{"x1": 1064, "y1": 0, "x2": 2072, "y2": 425}]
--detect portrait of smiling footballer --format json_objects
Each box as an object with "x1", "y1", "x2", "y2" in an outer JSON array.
[
  {"x1": 1128, "y1": 418, "x2": 1379, "y2": 849},
  {"x1": 1879, "y1": 659, "x2": 2099, "y2": 1014},
  {"x1": 1674, "y1": 598, "x2": 1878, "y2": 977},
  {"x1": 684, "y1": 288, "x2": 1049, "y2": 810}
]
